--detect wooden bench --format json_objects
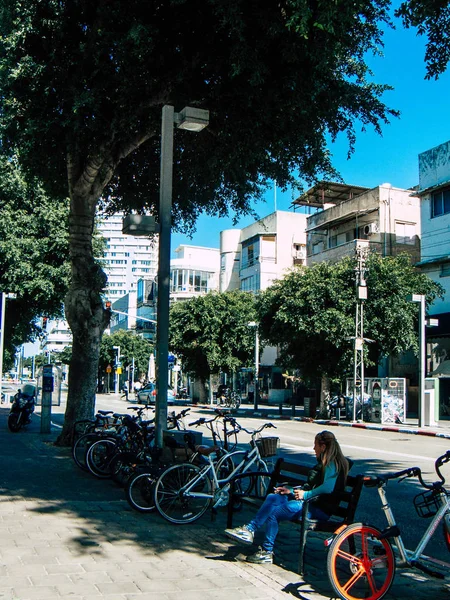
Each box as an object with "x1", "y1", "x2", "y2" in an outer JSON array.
[{"x1": 226, "y1": 457, "x2": 364, "y2": 574}]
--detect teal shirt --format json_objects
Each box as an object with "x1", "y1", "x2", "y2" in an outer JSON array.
[{"x1": 302, "y1": 462, "x2": 338, "y2": 500}]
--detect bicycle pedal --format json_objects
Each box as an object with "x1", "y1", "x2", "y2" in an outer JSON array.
[{"x1": 373, "y1": 546, "x2": 387, "y2": 556}]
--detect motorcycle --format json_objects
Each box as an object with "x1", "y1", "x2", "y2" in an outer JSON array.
[{"x1": 8, "y1": 384, "x2": 36, "y2": 433}]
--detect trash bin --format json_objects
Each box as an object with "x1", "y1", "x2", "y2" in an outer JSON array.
[{"x1": 303, "y1": 397, "x2": 317, "y2": 418}]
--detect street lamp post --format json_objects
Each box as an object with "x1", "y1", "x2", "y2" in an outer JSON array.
[
  {"x1": 248, "y1": 321, "x2": 259, "y2": 410},
  {"x1": 112, "y1": 345, "x2": 121, "y2": 394},
  {"x1": 122, "y1": 106, "x2": 209, "y2": 447},
  {"x1": 155, "y1": 105, "x2": 209, "y2": 448}
]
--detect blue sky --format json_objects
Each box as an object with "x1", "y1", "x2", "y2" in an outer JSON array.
[{"x1": 171, "y1": 16, "x2": 450, "y2": 255}]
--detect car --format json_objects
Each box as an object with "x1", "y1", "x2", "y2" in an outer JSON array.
[{"x1": 136, "y1": 382, "x2": 176, "y2": 405}]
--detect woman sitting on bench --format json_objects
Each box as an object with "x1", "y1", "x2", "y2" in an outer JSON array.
[{"x1": 224, "y1": 430, "x2": 349, "y2": 564}]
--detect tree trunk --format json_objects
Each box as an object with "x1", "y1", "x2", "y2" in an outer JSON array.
[
  {"x1": 319, "y1": 374, "x2": 331, "y2": 418},
  {"x1": 55, "y1": 190, "x2": 109, "y2": 446}
]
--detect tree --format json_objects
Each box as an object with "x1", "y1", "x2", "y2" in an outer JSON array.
[
  {"x1": 0, "y1": 155, "x2": 70, "y2": 368},
  {"x1": 98, "y1": 330, "x2": 153, "y2": 386},
  {"x1": 169, "y1": 291, "x2": 257, "y2": 401},
  {"x1": 0, "y1": 0, "x2": 421, "y2": 443},
  {"x1": 395, "y1": 0, "x2": 450, "y2": 80},
  {"x1": 256, "y1": 254, "x2": 443, "y2": 413}
]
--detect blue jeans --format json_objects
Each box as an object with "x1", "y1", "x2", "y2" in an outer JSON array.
[{"x1": 247, "y1": 493, "x2": 330, "y2": 552}]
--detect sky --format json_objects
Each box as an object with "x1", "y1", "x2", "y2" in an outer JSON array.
[{"x1": 171, "y1": 14, "x2": 450, "y2": 256}]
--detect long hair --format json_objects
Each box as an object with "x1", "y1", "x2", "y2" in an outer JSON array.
[{"x1": 316, "y1": 430, "x2": 349, "y2": 480}]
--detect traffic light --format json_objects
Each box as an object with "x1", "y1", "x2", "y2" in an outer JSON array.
[
  {"x1": 105, "y1": 301, "x2": 112, "y2": 311},
  {"x1": 42, "y1": 316, "x2": 48, "y2": 330}
]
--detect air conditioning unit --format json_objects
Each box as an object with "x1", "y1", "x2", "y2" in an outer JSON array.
[
  {"x1": 363, "y1": 223, "x2": 379, "y2": 236},
  {"x1": 295, "y1": 249, "x2": 306, "y2": 260}
]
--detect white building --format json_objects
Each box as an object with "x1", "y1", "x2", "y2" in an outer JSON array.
[
  {"x1": 97, "y1": 213, "x2": 159, "y2": 301},
  {"x1": 219, "y1": 210, "x2": 308, "y2": 402},
  {"x1": 292, "y1": 182, "x2": 421, "y2": 265},
  {"x1": 132, "y1": 244, "x2": 220, "y2": 342},
  {"x1": 417, "y1": 140, "x2": 450, "y2": 419},
  {"x1": 219, "y1": 210, "x2": 307, "y2": 293},
  {"x1": 170, "y1": 244, "x2": 220, "y2": 301}
]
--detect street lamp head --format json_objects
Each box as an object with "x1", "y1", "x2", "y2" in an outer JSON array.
[
  {"x1": 176, "y1": 106, "x2": 209, "y2": 132},
  {"x1": 248, "y1": 321, "x2": 258, "y2": 327}
]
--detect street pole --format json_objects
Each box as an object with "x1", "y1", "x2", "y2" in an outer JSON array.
[
  {"x1": 408, "y1": 294, "x2": 426, "y2": 427},
  {"x1": 155, "y1": 104, "x2": 174, "y2": 448},
  {"x1": 113, "y1": 345, "x2": 121, "y2": 394},
  {"x1": 0, "y1": 293, "x2": 6, "y2": 396},
  {"x1": 254, "y1": 327, "x2": 259, "y2": 411},
  {"x1": 419, "y1": 295, "x2": 425, "y2": 428},
  {"x1": 353, "y1": 242, "x2": 369, "y2": 422}
]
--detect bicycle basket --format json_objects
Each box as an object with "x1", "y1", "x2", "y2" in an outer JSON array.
[
  {"x1": 255, "y1": 436, "x2": 279, "y2": 457},
  {"x1": 413, "y1": 489, "x2": 443, "y2": 518}
]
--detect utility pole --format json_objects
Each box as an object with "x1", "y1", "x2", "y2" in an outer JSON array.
[{"x1": 353, "y1": 241, "x2": 369, "y2": 421}]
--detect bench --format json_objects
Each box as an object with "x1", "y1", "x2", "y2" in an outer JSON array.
[{"x1": 226, "y1": 457, "x2": 364, "y2": 574}]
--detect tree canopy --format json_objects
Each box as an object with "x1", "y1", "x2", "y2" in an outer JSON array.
[
  {"x1": 0, "y1": 0, "x2": 446, "y2": 442},
  {"x1": 169, "y1": 291, "x2": 257, "y2": 383},
  {"x1": 0, "y1": 155, "x2": 70, "y2": 368},
  {"x1": 256, "y1": 253, "x2": 444, "y2": 384}
]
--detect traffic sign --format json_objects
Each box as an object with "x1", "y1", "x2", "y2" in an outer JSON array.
[
  {"x1": 106, "y1": 365, "x2": 112, "y2": 373},
  {"x1": 116, "y1": 367, "x2": 122, "y2": 375}
]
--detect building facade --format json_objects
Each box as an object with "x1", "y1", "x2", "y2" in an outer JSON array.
[
  {"x1": 97, "y1": 213, "x2": 159, "y2": 301},
  {"x1": 417, "y1": 140, "x2": 450, "y2": 419},
  {"x1": 219, "y1": 210, "x2": 308, "y2": 402},
  {"x1": 292, "y1": 182, "x2": 421, "y2": 265},
  {"x1": 219, "y1": 210, "x2": 308, "y2": 293}
]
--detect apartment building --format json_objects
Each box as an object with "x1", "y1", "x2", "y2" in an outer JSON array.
[
  {"x1": 97, "y1": 213, "x2": 159, "y2": 301},
  {"x1": 417, "y1": 140, "x2": 450, "y2": 419},
  {"x1": 292, "y1": 182, "x2": 421, "y2": 265},
  {"x1": 219, "y1": 210, "x2": 308, "y2": 401},
  {"x1": 220, "y1": 210, "x2": 307, "y2": 293}
]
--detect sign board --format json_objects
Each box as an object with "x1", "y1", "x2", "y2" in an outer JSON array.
[
  {"x1": 106, "y1": 365, "x2": 112, "y2": 373},
  {"x1": 116, "y1": 367, "x2": 122, "y2": 375}
]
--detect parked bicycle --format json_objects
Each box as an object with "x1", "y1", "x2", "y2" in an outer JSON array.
[
  {"x1": 153, "y1": 421, "x2": 278, "y2": 524},
  {"x1": 327, "y1": 450, "x2": 450, "y2": 600},
  {"x1": 216, "y1": 385, "x2": 241, "y2": 410}
]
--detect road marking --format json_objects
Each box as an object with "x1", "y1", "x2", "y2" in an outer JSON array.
[{"x1": 281, "y1": 439, "x2": 436, "y2": 463}]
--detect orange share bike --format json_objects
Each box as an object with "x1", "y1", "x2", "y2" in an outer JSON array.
[{"x1": 326, "y1": 450, "x2": 450, "y2": 600}]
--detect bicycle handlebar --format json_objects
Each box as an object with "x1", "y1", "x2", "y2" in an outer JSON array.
[
  {"x1": 364, "y1": 451, "x2": 450, "y2": 489},
  {"x1": 236, "y1": 422, "x2": 277, "y2": 436}
]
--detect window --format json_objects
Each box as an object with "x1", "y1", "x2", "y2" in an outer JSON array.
[
  {"x1": 440, "y1": 263, "x2": 450, "y2": 277},
  {"x1": 395, "y1": 222, "x2": 415, "y2": 244},
  {"x1": 431, "y1": 187, "x2": 450, "y2": 217}
]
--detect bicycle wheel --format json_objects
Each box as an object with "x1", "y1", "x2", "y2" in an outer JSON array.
[
  {"x1": 327, "y1": 523, "x2": 396, "y2": 600},
  {"x1": 126, "y1": 470, "x2": 159, "y2": 512},
  {"x1": 154, "y1": 463, "x2": 212, "y2": 524},
  {"x1": 72, "y1": 432, "x2": 103, "y2": 471},
  {"x1": 86, "y1": 438, "x2": 119, "y2": 478}
]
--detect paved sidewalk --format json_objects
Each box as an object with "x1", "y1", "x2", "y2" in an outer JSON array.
[{"x1": 0, "y1": 404, "x2": 449, "y2": 600}]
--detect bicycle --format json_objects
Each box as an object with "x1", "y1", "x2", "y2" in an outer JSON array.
[
  {"x1": 153, "y1": 422, "x2": 277, "y2": 524},
  {"x1": 216, "y1": 386, "x2": 241, "y2": 410},
  {"x1": 327, "y1": 450, "x2": 450, "y2": 600}
]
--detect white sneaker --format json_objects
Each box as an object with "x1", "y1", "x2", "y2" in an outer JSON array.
[{"x1": 224, "y1": 524, "x2": 254, "y2": 545}]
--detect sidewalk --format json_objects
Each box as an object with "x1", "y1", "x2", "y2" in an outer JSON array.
[{"x1": 0, "y1": 404, "x2": 449, "y2": 600}]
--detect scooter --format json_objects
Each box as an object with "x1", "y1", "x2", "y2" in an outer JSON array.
[{"x1": 8, "y1": 384, "x2": 36, "y2": 432}]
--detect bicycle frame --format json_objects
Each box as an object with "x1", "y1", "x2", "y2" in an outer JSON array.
[
  {"x1": 175, "y1": 443, "x2": 265, "y2": 500},
  {"x1": 376, "y1": 483, "x2": 450, "y2": 567}
]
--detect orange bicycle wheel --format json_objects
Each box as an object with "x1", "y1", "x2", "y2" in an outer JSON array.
[{"x1": 327, "y1": 523, "x2": 396, "y2": 600}]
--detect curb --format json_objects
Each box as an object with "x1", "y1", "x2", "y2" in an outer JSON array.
[{"x1": 229, "y1": 407, "x2": 450, "y2": 439}]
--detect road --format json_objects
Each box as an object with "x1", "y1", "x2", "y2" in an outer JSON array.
[{"x1": 43, "y1": 393, "x2": 450, "y2": 565}]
